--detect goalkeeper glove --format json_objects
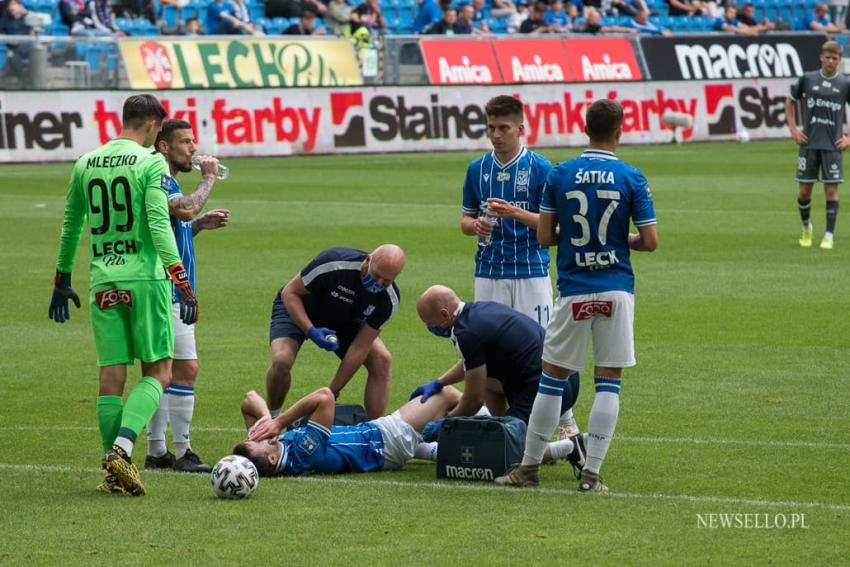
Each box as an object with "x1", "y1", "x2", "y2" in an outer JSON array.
[
  {"x1": 49, "y1": 271, "x2": 81, "y2": 323},
  {"x1": 409, "y1": 379, "x2": 443, "y2": 403},
  {"x1": 167, "y1": 262, "x2": 199, "y2": 325}
]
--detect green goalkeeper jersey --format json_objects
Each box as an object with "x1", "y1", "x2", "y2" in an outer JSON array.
[{"x1": 56, "y1": 138, "x2": 180, "y2": 285}]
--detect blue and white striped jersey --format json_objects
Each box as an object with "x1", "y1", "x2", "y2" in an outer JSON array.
[
  {"x1": 166, "y1": 176, "x2": 195, "y2": 303},
  {"x1": 542, "y1": 149, "x2": 656, "y2": 296},
  {"x1": 276, "y1": 420, "x2": 385, "y2": 475},
  {"x1": 462, "y1": 146, "x2": 552, "y2": 279}
]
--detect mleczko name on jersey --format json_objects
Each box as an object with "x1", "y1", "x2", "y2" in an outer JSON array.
[
  {"x1": 575, "y1": 250, "x2": 619, "y2": 270},
  {"x1": 575, "y1": 169, "x2": 615, "y2": 184}
]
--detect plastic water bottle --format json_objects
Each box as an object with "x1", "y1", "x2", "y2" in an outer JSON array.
[
  {"x1": 478, "y1": 204, "x2": 497, "y2": 248},
  {"x1": 191, "y1": 154, "x2": 229, "y2": 180}
]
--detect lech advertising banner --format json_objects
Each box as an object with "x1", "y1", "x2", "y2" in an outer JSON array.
[{"x1": 119, "y1": 37, "x2": 363, "y2": 89}]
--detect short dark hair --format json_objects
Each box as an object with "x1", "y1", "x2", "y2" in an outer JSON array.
[
  {"x1": 585, "y1": 99, "x2": 623, "y2": 142},
  {"x1": 485, "y1": 95, "x2": 524, "y2": 121},
  {"x1": 232, "y1": 442, "x2": 276, "y2": 478},
  {"x1": 122, "y1": 94, "x2": 166, "y2": 128},
  {"x1": 154, "y1": 118, "x2": 192, "y2": 151}
]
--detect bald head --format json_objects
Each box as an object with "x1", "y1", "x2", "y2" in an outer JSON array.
[
  {"x1": 361, "y1": 244, "x2": 405, "y2": 292},
  {"x1": 417, "y1": 285, "x2": 461, "y2": 328}
]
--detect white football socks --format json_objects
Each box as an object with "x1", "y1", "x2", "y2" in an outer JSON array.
[
  {"x1": 146, "y1": 388, "x2": 170, "y2": 457},
  {"x1": 547, "y1": 438, "x2": 575, "y2": 461},
  {"x1": 168, "y1": 384, "x2": 195, "y2": 459},
  {"x1": 521, "y1": 372, "x2": 568, "y2": 466},
  {"x1": 585, "y1": 376, "x2": 621, "y2": 475},
  {"x1": 559, "y1": 407, "x2": 578, "y2": 430},
  {"x1": 413, "y1": 441, "x2": 438, "y2": 462}
]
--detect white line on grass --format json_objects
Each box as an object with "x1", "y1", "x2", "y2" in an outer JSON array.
[
  {"x1": 0, "y1": 462, "x2": 847, "y2": 512},
  {"x1": 3, "y1": 425, "x2": 849, "y2": 451}
]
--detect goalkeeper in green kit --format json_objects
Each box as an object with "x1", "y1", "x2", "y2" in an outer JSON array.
[{"x1": 49, "y1": 94, "x2": 199, "y2": 496}]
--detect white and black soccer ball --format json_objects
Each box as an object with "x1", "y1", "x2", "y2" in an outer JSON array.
[
  {"x1": 211, "y1": 455, "x2": 259, "y2": 499},
  {"x1": 737, "y1": 129, "x2": 751, "y2": 144}
]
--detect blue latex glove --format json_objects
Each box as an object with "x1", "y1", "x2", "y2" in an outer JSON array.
[
  {"x1": 307, "y1": 326, "x2": 339, "y2": 351},
  {"x1": 409, "y1": 379, "x2": 443, "y2": 403},
  {"x1": 421, "y1": 419, "x2": 444, "y2": 443},
  {"x1": 48, "y1": 271, "x2": 81, "y2": 323}
]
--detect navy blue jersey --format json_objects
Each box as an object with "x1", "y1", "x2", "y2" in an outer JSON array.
[
  {"x1": 275, "y1": 420, "x2": 385, "y2": 475},
  {"x1": 299, "y1": 247, "x2": 400, "y2": 332},
  {"x1": 542, "y1": 149, "x2": 656, "y2": 296},
  {"x1": 462, "y1": 147, "x2": 552, "y2": 279},
  {"x1": 451, "y1": 301, "x2": 544, "y2": 392},
  {"x1": 166, "y1": 176, "x2": 196, "y2": 302}
]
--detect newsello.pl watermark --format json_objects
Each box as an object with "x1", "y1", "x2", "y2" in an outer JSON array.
[{"x1": 696, "y1": 513, "x2": 810, "y2": 529}]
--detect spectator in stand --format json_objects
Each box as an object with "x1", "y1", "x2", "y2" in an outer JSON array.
[
  {"x1": 415, "y1": 0, "x2": 444, "y2": 32},
  {"x1": 266, "y1": 0, "x2": 326, "y2": 18},
  {"x1": 714, "y1": 4, "x2": 756, "y2": 34},
  {"x1": 326, "y1": 0, "x2": 352, "y2": 35},
  {"x1": 455, "y1": 4, "x2": 489, "y2": 33},
  {"x1": 520, "y1": 1, "x2": 554, "y2": 32},
  {"x1": 1, "y1": 0, "x2": 32, "y2": 35},
  {"x1": 471, "y1": 0, "x2": 491, "y2": 32},
  {"x1": 491, "y1": 0, "x2": 517, "y2": 17},
  {"x1": 184, "y1": 16, "x2": 203, "y2": 35},
  {"x1": 665, "y1": 0, "x2": 709, "y2": 16},
  {"x1": 830, "y1": 0, "x2": 849, "y2": 28},
  {"x1": 88, "y1": 0, "x2": 127, "y2": 36},
  {"x1": 283, "y1": 8, "x2": 327, "y2": 34},
  {"x1": 425, "y1": 7, "x2": 458, "y2": 33},
  {"x1": 737, "y1": 2, "x2": 775, "y2": 32},
  {"x1": 807, "y1": 2, "x2": 845, "y2": 31},
  {"x1": 507, "y1": 0, "x2": 529, "y2": 32},
  {"x1": 545, "y1": 0, "x2": 573, "y2": 32},
  {"x1": 130, "y1": 0, "x2": 156, "y2": 23},
  {"x1": 353, "y1": 0, "x2": 386, "y2": 33},
  {"x1": 230, "y1": 0, "x2": 265, "y2": 34},
  {"x1": 576, "y1": 6, "x2": 637, "y2": 32},
  {"x1": 574, "y1": 0, "x2": 645, "y2": 17},
  {"x1": 60, "y1": 0, "x2": 96, "y2": 35},
  {"x1": 207, "y1": 0, "x2": 234, "y2": 33},
  {"x1": 627, "y1": 8, "x2": 671, "y2": 34}
]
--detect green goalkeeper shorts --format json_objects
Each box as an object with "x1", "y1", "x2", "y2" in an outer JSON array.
[{"x1": 90, "y1": 279, "x2": 174, "y2": 366}]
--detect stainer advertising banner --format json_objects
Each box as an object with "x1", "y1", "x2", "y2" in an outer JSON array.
[
  {"x1": 0, "y1": 79, "x2": 793, "y2": 163},
  {"x1": 119, "y1": 37, "x2": 363, "y2": 89}
]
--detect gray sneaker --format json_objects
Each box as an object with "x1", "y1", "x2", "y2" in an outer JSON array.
[
  {"x1": 494, "y1": 464, "x2": 540, "y2": 487},
  {"x1": 578, "y1": 469, "x2": 608, "y2": 493},
  {"x1": 173, "y1": 449, "x2": 213, "y2": 473}
]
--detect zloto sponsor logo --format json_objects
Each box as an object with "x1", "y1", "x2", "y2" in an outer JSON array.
[
  {"x1": 572, "y1": 300, "x2": 613, "y2": 321},
  {"x1": 444, "y1": 465, "x2": 494, "y2": 480},
  {"x1": 438, "y1": 56, "x2": 493, "y2": 84},
  {"x1": 674, "y1": 43, "x2": 803, "y2": 80},
  {"x1": 95, "y1": 289, "x2": 133, "y2": 309}
]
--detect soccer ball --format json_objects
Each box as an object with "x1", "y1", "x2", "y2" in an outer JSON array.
[
  {"x1": 211, "y1": 455, "x2": 259, "y2": 499},
  {"x1": 737, "y1": 129, "x2": 751, "y2": 143}
]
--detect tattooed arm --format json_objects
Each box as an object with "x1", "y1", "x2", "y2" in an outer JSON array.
[{"x1": 169, "y1": 156, "x2": 219, "y2": 222}]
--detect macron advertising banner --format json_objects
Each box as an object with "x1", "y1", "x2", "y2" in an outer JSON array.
[
  {"x1": 420, "y1": 37, "x2": 641, "y2": 84},
  {"x1": 638, "y1": 33, "x2": 828, "y2": 81},
  {"x1": 0, "y1": 79, "x2": 791, "y2": 163},
  {"x1": 119, "y1": 37, "x2": 363, "y2": 89}
]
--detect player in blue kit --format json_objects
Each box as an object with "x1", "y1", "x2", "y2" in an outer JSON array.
[
  {"x1": 496, "y1": 99, "x2": 657, "y2": 492},
  {"x1": 461, "y1": 95, "x2": 578, "y2": 437},
  {"x1": 265, "y1": 245, "x2": 404, "y2": 420},
  {"x1": 145, "y1": 119, "x2": 230, "y2": 473},
  {"x1": 234, "y1": 386, "x2": 462, "y2": 476}
]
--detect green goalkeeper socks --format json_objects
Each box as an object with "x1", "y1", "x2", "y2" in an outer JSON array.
[
  {"x1": 118, "y1": 376, "x2": 164, "y2": 446},
  {"x1": 96, "y1": 396, "x2": 123, "y2": 453}
]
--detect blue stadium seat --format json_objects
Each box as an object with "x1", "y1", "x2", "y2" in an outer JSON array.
[
  {"x1": 162, "y1": 4, "x2": 179, "y2": 27},
  {"x1": 488, "y1": 16, "x2": 507, "y2": 33},
  {"x1": 0, "y1": 44, "x2": 7, "y2": 70},
  {"x1": 669, "y1": 15, "x2": 689, "y2": 31},
  {"x1": 43, "y1": 21, "x2": 69, "y2": 35}
]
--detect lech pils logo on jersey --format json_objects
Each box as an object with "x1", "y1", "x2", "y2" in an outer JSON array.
[{"x1": 496, "y1": 171, "x2": 511, "y2": 182}]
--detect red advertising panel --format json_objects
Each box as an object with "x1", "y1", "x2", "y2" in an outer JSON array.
[
  {"x1": 562, "y1": 37, "x2": 642, "y2": 82},
  {"x1": 420, "y1": 39, "x2": 502, "y2": 85},
  {"x1": 491, "y1": 38, "x2": 574, "y2": 83}
]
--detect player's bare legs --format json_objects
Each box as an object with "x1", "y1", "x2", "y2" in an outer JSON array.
[
  {"x1": 484, "y1": 379, "x2": 509, "y2": 416},
  {"x1": 266, "y1": 337, "x2": 300, "y2": 416},
  {"x1": 398, "y1": 386, "x2": 461, "y2": 432},
  {"x1": 363, "y1": 337, "x2": 392, "y2": 420},
  {"x1": 798, "y1": 182, "x2": 815, "y2": 247},
  {"x1": 822, "y1": 183, "x2": 839, "y2": 248}
]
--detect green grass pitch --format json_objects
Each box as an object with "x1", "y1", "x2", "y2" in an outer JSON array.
[{"x1": 0, "y1": 140, "x2": 847, "y2": 564}]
